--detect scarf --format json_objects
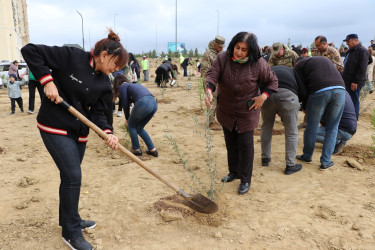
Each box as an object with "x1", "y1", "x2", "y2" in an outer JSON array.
[{"x1": 232, "y1": 56, "x2": 248, "y2": 64}]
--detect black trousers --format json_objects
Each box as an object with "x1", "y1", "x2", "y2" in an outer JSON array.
[
  {"x1": 10, "y1": 97, "x2": 23, "y2": 112},
  {"x1": 112, "y1": 98, "x2": 123, "y2": 112},
  {"x1": 28, "y1": 80, "x2": 44, "y2": 112},
  {"x1": 223, "y1": 127, "x2": 254, "y2": 184}
]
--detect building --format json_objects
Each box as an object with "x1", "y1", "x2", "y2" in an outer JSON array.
[{"x1": 0, "y1": 0, "x2": 29, "y2": 61}]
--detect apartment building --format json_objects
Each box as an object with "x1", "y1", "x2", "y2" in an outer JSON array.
[{"x1": 0, "y1": 0, "x2": 29, "y2": 61}]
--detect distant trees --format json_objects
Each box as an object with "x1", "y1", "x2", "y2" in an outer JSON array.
[{"x1": 135, "y1": 48, "x2": 203, "y2": 58}]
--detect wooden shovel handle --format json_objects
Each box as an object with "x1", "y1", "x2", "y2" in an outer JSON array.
[{"x1": 60, "y1": 100, "x2": 182, "y2": 194}]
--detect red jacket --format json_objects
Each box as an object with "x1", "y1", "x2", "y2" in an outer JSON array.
[{"x1": 206, "y1": 51, "x2": 278, "y2": 133}]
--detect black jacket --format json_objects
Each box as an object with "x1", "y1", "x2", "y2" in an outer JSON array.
[
  {"x1": 21, "y1": 44, "x2": 114, "y2": 142},
  {"x1": 294, "y1": 56, "x2": 345, "y2": 109},
  {"x1": 270, "y1": 65, "x2": 307, "y2": 103},
  {"x1": 342, "y1": 43, "x2": 369, "y2": 88}
]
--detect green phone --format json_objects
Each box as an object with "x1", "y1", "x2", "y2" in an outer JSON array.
[{"x1": 247, "y1": 100, "x2": 255, "y2": 109}]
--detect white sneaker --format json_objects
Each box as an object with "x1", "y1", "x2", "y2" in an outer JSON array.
[
  {"x1": 117, "y1": 111, "x2": 123, "y2": 117},
  {"x1": 28, "y1": 110, "x2": 34, "y2": 114},
  {"x1": 113, "y1": 110, "x2": 117, "y2": 115}
]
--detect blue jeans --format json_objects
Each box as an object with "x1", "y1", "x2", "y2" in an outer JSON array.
[
  {"x1": 128, "y1": 95, "x2": 157, "y2": 150},
  {"x1": 40, "y1": 131, "x2": 86, "y2": 240},
  {"x1": 347, "y1": 86, "x2": 362, "y2": 120},
  {"x1": 183, "y1": 66, "x2": 187, "y2": 77},
  {"x1": 316, "y1": 126, "x2": 353, "y2": 145},
  {"x1": 303, "y1": 88, "x2": 345, "y2": 165},
  {"x1": 143, "y1": 70, "x2": 149, "y2": 81}
]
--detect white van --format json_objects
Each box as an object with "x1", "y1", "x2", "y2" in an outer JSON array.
[{"x1": 0, "y1": 60, "x2": 29, "y2": 87}]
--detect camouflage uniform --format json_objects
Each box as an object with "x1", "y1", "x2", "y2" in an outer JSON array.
[
  {"x1": 201, "y1": 37, "x2": 224, "y2": 128},
  {"x1": 311, "y1": 45, "x2": 344, "y2": 72},
  {"x1": 268, "y1": 43, "x2": 298, "y2": 68}
]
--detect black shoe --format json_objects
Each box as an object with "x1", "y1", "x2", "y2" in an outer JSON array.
[
  {"x1": 21, "y1": 109, "x2": 24, "y2": 113},
  {"x1": 80, "y1": 220, "x2": 96, "y2": 231},
  {"x1": 238, "y1": 183, "x2": 250, "y2": 195},
  {"x1": 296, "y1": 154, "x2": 312, "y2": 163},
  {"x1": 62, "y1": 236, "x2": 93, "y2": 250},
  {"x1": 10, "y1": 112, "x2": 15, "y2": 115},
  {"x1": 320, "y1": 161, "x2": 334, "y2": 171},
  {"x1": 333, "y1": 140, "x2": 346, "y2": 154},
  {"x1": 284, "y1": 164, "x2": 302, "y2": 175},
  {"x1": 261, "y1": 158, "x2": 271, "y2": 167},
  {"x1": 146, "y1": 149, "x2": 158, "y2": 157},
  {"x1": 221, "y1": 173, "x2": 239, "y2": 183},
  {"x1": 131, "y1": 149, "x2": 142, "y2": 156}
]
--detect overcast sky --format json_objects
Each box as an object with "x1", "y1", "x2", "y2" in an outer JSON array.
[{"x1": 27, "y1": 0, "x2": 375, "y2": 54}]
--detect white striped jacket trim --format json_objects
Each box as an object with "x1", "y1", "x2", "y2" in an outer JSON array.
[
  {"x1": 37, "y1": 122, "x2": 92, "y2": 142},
  {"x1": 39, "y1": 74, "x2": 53, "y2": 86}
]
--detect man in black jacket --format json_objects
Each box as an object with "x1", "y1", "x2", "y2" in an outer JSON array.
[
  {"x1": 260, "y1": 65, "x2": 307, "y2": 174},
  {"x1": 342, "y1": 34, "x2": 369, "y2": 120}
]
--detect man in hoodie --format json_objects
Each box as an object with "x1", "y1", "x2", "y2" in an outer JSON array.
[{"x1": 201, "y1": 35, "x2": 225, "y2": 130}]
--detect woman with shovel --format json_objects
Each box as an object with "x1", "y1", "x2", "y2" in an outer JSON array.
[{"x1": 21, "y1": 29, "x2": 127, "y2": 250}]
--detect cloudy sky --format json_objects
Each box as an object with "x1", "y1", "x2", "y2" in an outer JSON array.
[{"x1": 27, "y1": 0, "x2": 375, "y2": 54}]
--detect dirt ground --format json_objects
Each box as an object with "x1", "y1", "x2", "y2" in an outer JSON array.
[{"x1": 1, "y1": 59, "x2": 375, "y2": 249}]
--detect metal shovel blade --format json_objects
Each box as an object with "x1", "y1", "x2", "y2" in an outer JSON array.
[{"x1": 183, "y1": 193, "x2": 218, "y2": 214}]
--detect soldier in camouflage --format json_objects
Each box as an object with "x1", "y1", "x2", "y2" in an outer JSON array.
[
  {"x1": 312, "y1": 35, "x2": 344, "y2": 72},
  {"x1": 268, "y1": 42, "x2": 299, "y2": 68},
  {"x1": 201, "y1": 35, "x2": 225, "y2": 130}
]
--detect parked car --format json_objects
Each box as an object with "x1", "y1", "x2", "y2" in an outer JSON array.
[{"x1": 0, "y1": 60, "x2": 29, "y2": 87}]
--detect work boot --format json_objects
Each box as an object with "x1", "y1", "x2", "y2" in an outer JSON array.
[
  {"x1": 261, "y1": 158, "x2": 271, "y2": 167},
  {"x1": 333, "y1": 140, "x2": 346, "y2": 154},
  {"x1": 62, "y1": 236, "x2": 93, "y2": 250},
  {"x1": 221, "y1": 173, "x2": 239, "y2": 183},
  {"x1": 238, "y1": 183, "x2": 250, "y2": 195},
  {"x1": 284, "y1": 164, "x2": 302, "y2": 175},
  {"x1": 80, "y1": 220, "x2": 96, "y2": 231}
]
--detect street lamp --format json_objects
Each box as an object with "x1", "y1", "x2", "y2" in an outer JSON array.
[
  {"x1": 216, "y1": 10, "x2": 219, "y2": 36},
  {"x1": 114, "y1": 14, "x2": 118, "y2": 31},
  {"x1": 76, "y1": 10, "x2": 85, "y2": 50},
  {"x1": 175, "y1": 0, "x2": 178, "y2": 54}
]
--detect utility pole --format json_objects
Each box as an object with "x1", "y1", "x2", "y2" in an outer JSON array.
[
  {"x1": 76, "y1": 10, "x2": 85, "y2": 50},
  {"x1": 216, "y1": 10, "x2": 219, "y2": 36},
  {"x1": 114, "y1": 14, "x2": 118, "y2": 31},
  {"x1": 175, "y1": 0, "x2": 177, "y2": 54}
]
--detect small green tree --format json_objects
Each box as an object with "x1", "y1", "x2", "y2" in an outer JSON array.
[{"x1": 194, "y1": 48, "x2": 199, "y2": 57}]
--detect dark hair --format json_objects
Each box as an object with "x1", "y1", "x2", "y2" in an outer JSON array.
[
  {"x1": 128, "y1": 52, "x2": 140, "y2": 69},
  {"x1": 227, "y1": 32, "x2": 260, "y2": 65},
  {"x1": 112, "y1": 74, "x2": 128, "y2": 101},
  {"x1": 315, "y1": 35, "x2": 327, "y2": 43},
  {"x1": 92, "y1": 29, "x2": 128, "y2": 68}
]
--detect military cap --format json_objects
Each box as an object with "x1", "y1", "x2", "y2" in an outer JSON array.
[
  {"x1": 343, "y1": 34, "x2": 358, "y2": 41},
  {"x1": 272, "y1": 42, "x2": 284, "y2": 55},
  {"x1": 215, "y1": 36, "x2": 225, "y2": 48}
]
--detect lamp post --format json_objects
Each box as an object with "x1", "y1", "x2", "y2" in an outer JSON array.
[
  {"x1": 114, "y1": 14, "x2": 118, "y2": 31},
  {"x1": 215, "y1": 10, "x2": 219, "y2": 36},
  {"x1": 175, "y1": 0, "x2": 178, "y2": 54},
  {"x1": 76, "y1": 10, "x2": 85, "y2": 50}
]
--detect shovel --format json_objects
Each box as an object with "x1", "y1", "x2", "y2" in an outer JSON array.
[{"x1": 60, "y1": 100, "x2": 218, "y2": 214}]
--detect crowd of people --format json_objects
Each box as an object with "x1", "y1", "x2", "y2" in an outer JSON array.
[{"x1": 3, "y1": 29, "x2": 371, "y2": 249}]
